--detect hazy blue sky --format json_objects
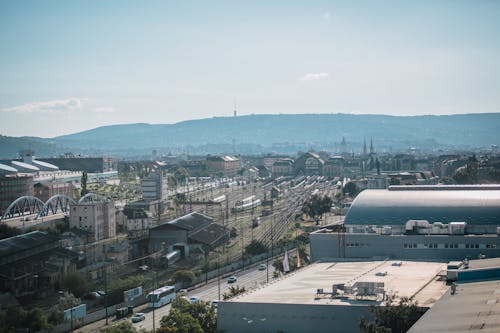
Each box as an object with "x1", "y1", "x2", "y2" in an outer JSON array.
[{"x1": 1, "y1": 0, "x2": 499, "y2": 137}]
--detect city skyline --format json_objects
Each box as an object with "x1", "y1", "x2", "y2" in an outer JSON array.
[{"x1": 1, "y1": 0, "x2": 499, "y2": 137}]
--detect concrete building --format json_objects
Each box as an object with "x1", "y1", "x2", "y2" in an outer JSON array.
[
  {"x1": 218, "y1": 260, "x2": 447, "y2": 333},
  {"x1": 206, "y1": 155, "x2": 240, "y2": 177},
  {"x1": 0, "y1": 174, "x2": 34, "y2": 215},
  {"x1": 311, "y1": 185, "x2": 500, "y2": 261},
  {"x1": 141, "y1": 172, "x2": 168, "y2": 202},
  {"x1": 69, "y1": 201, "x2": 116, "y2": 241}
]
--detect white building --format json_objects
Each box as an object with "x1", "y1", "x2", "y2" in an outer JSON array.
[
  {"x1": 69, "y1": 201, "x2": 116, "y2": 241},
  {"x1": 141, "y1": 172, "x2": 168, "y2": 202}
]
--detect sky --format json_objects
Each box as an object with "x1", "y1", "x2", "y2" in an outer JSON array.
[{"x1": 0, "y1": 0, "x2": 499, "y2": 137}]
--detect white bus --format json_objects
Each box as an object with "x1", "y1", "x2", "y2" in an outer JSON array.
[{"x1": 147, "y1": 285, "x2": 176, "y2": 308}]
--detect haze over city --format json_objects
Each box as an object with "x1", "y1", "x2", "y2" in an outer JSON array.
[
  {"x1": 1, "y1": 2, "x2": 500, "y2": 333},
  {"x1": 1, "y1": 0, "x2": 500, "y2": 137}
]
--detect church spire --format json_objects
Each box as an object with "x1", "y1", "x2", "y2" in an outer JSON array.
[
  {"x1": 370, "y1": 137, "x2": 374, "y2": 154},
  {"x1": 363, "y1": 138, "x2": 367, "y2": 156}
]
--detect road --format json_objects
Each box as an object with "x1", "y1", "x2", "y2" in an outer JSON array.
[{"x1": 79, "y1": 262, "x2": 273, "y2": 332}]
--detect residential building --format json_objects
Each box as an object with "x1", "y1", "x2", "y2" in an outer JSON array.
[
  {"x1": 69, "y1": 201, "x2": 116, "y2": 242},
  {"x1": 141, "y1": 172, "x2": 168, "y2": 202}
]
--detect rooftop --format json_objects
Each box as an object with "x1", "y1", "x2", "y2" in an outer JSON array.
[
  {"x1": 230, "y1": 260, "x2": 447, "y2": 307},
  {"x1": 0, "y1": 231, "x2": 59, "y2": 259},
  {"x1": 408, "y1": 279, "x2": 500, "y2": 333},
  {"x1": 345, "y1": 186, "x2": 500, "y2": 226}
]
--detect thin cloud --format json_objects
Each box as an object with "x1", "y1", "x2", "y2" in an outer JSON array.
[
  {"x1": 93, "y1": 107, "x2": 116, "y2": 113},
  {"x1": 2, "y1": 98, "x2": 84, "y2": 113},
  {"x1": 300, "y1": 73, "x2": 330, "y2": 81}
]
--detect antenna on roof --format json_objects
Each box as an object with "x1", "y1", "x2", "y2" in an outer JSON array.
[{"x1": 233, "y1": 97, "x2": 237, "y2": 117}]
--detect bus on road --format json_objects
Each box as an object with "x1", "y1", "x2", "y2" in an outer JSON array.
[{"x1": 147, "y1": 285, "x2": 176, "y2": 308}]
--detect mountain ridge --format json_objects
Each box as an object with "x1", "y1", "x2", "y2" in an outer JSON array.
[{"x1": 1, "y1": 113, "x2": 499, "y2": 157}]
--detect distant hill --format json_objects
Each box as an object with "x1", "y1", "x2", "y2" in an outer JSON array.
[{"x1": 1, "y1": 113, "x2": 499, "y2": 157}]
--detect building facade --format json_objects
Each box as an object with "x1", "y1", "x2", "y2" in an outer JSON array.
[
  {"x1": 141, "y1": 172, "x2": 168, "y2": 202},
  {"x1": 69, "y1": 201, "x2": 116, "y2": 241},
  {"x1": 206, "y1": 156, "x2": 240, "y2": 177},
  {"x1": 310, "y1": 185, "x2": 500, "y2": 261},
  {"x1": 0, "y1": 174, "x2": 34, "y2": 215}
]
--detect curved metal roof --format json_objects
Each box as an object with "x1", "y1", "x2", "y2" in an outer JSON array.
[
  {"x1": 345, "y1": 187, "x2": 500, "y2": 225},
  {"x1": 31, "y1": 159, "x2": 59, "y2": 171},
  {"x1": 11, "y1": 160, "x2": 39, "y2": 172},
  {"x1": 0, "y1": 163, "x2": 18, "y2": 174}
]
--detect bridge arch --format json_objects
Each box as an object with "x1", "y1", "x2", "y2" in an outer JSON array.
[
  {"x1": 1, "y1": 196, "x2": 45, "y2": 221},
  {"x1": 38, "y1": 194, "x2": 76, "y2": 217},
  {"x1": 78, "y1": 192, "x2": 107, "y2": 203}
]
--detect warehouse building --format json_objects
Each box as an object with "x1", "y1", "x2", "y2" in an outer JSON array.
[
  {"x1": 217, "y1": 260, "x2": 447, "y2": 333},
  {"x1": 311, "y1": 185, "x2": 500, "y2": 261}
]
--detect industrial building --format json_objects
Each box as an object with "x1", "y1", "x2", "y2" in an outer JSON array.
[
  {"x1": 217, "y1": 260, "x2": 448, "y2": 333},
  {"x1": 409, "y1": 257, "x2": 500, "y2": 333},
  {"x1": 311, "y1": 185, "x2": 500, "y2": 261}
]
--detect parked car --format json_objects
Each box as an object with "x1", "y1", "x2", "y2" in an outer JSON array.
[
  {"x1": 178, "y1": 288, "x2": 188, "y2": 296},
  {"x1": 227, "y1": 276, "x2": 237, "y2": 283},
  {"x1": 131, "y1": 313, "x2": 146, "y2": 323},
  {"x1": 211, "y1": 300, "x2": 219, "y2": 309},
  {"x1": 188, "y1": 296, "x2": 200, "y2": 304},
  {"x1": 258, "y1": 264, "x2": 267, "y2": 271}
]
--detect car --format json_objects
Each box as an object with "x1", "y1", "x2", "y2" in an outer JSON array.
[
  {"x1": 227, "y1": 276, "x2": 237, "y2": 283},
  {"x1": 131, "y1": 313, "x2": 145, "y2": 323},
  {"x1": 258, "y1": 264, "x2": 267, "y2": 271},
  {"x1": 178, "y1": 288, "x2": 188, "y2": 296},
  {"x1": 211, "y1": 300, "x2": 219, "y2": 309},
  {"x1": 188, "y1": 296, "x2": 200, "y2": 303},
  {"x1": 375, "y1": 271, "x2": 388, "y2": 276}
]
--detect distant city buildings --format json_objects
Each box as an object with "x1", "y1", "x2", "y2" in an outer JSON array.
[{"x1": 206, "y1": 155, "x2": 240, "y2": 177}]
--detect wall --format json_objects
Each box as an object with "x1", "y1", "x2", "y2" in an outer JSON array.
[
  {"x1": 217, "y1": 301, "x2": 371, "y2": 333},
  {"x1": 310, "y1": 232, "x2": 500, "y2": 261}
]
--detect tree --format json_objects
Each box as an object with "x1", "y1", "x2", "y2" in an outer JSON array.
[
  {"x1": 173, "y1": 167, "x2": 190, "y2": 183},
  {"x1": 100, "y1": 321, "x2": 138, "y2": 333},
  {"x1": 173, "y1": 269, "x2": 196, "y2": 287},
  {"x1": 302, "y1": 194, "x2": 333, "y2": 225},
  {"x1": 0, "y1": 306, "x2": 50, "y2": 333},
  {"x1": 80, "y1": 171, "x2": 88, "y2": 197},
  {"x1": 245, "y1": 240, "x2": 268, "y2": 256},
  {"x1": 343, "y1": 181, "x2": 359, "y2": 197},
  {"x1": 0, "y1": 223, "x2": 21, "y2": 240},
  {"x1": 359, "y1": 295, "x2": 426, "y2": 333},
  {"x1": 222, "y1": 285, "x2": 246, "y2": 300},
  {"x1": 169, "y1": 296, "x2": 217, "y2": 333},
  {"x1": 47, "y1": 291, "x2": 82, "y2": 326},
  {"x1": 158, "y1": 309, "x2": 203, "y2": 333},
  {"x1": 62, "y1": 272, "x2": 90, "y2": 298}
]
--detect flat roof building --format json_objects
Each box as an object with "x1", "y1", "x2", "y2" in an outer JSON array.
[{"x1": 218, "y1": 260, "x2": 447, "y2": 333}]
